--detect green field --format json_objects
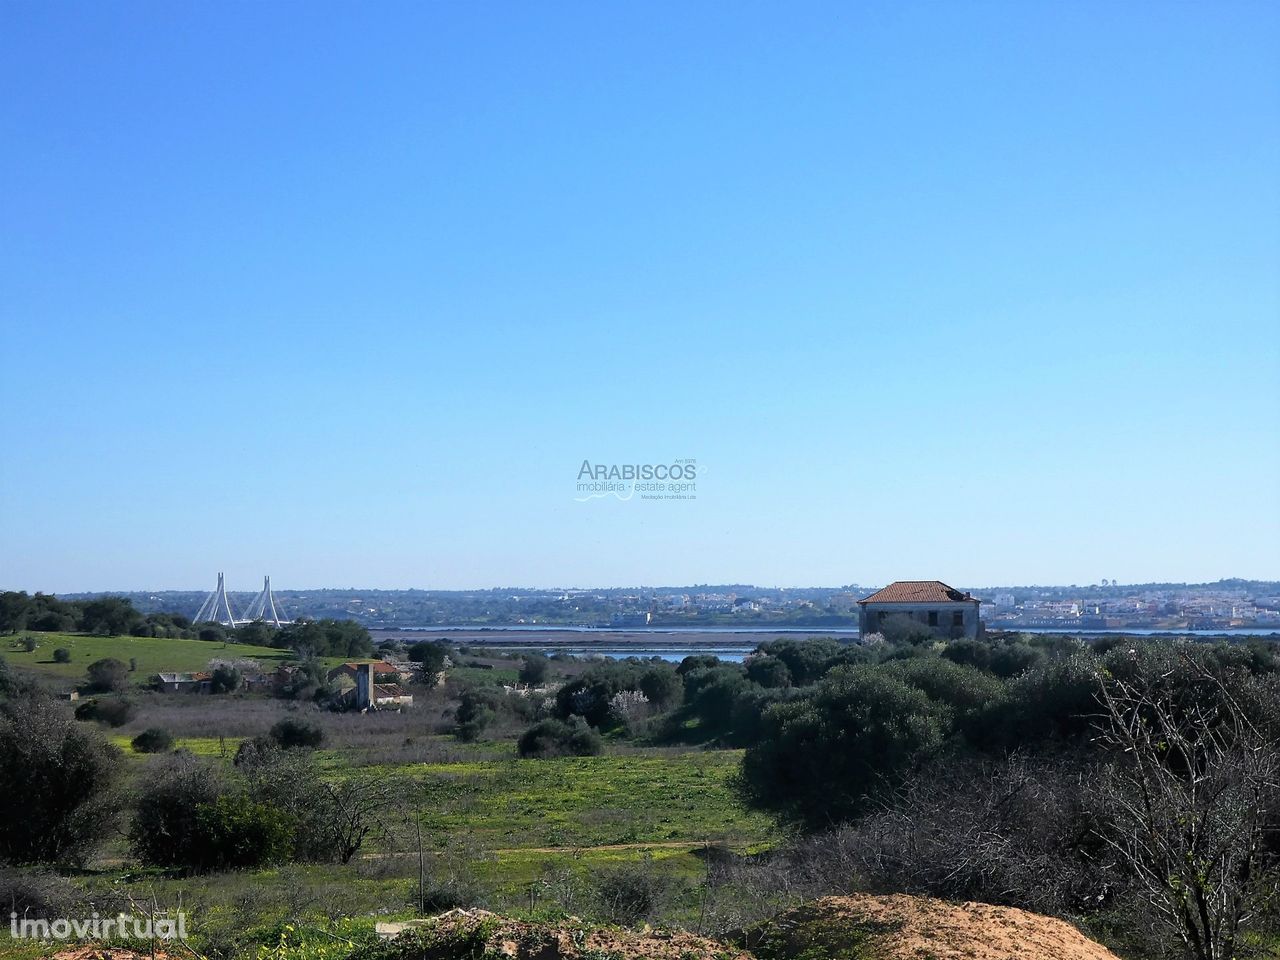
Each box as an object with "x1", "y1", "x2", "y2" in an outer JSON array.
[
  {"x1": 110, "y1": 733, "x2": 247, "y2": 758},
  {"x1": 408, "y1": 752, "x2": 773, "y2": 850},
  {"x1": 0, "y1": 633, "x2": 789, "y2": 958},
  {"x1": 3, "y1": 631, "x2": 296, "y2": 684},
  {"x1": 0, "y1": 742, "x2": 776, "y2": 958}
]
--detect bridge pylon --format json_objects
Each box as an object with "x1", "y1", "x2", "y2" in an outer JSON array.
[
  {"x1": 242, "y1": 575, "x2": 287, "y2": 627},
  {"x1": 193, "y1": 572, "x2": 239, "y2": 626}
]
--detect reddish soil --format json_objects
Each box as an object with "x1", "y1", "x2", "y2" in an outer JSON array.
[{"x1": 744, "y1": 894, "x2": 1121, "y2": 960}]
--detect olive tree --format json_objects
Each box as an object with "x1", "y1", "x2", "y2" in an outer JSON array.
[{"x1": 0, "y1": 696, "x2": 122, "y2": 864}]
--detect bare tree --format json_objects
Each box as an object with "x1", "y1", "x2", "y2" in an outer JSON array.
[
  {"x1": 1095, "y1": 658, "x2": 1280, "y2": 960},
  {"x1": 321, "y1": 777, "x2": 398, "y2": 864},
  {"x1": 806, "y1": 753, "x2": 1104, "y2": 916}
]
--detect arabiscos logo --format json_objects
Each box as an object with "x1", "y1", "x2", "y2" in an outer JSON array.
[
  {"x1": 574, "y1": 459, "x2": 699, "y2": 502},
  {"x1": 577, "y1": 461, "x2": 697, "y2": 482}
]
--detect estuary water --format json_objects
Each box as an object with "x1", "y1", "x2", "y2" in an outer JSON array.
[{"x1": 370, "y1": 623, "x2": 1280, "y2": 663}]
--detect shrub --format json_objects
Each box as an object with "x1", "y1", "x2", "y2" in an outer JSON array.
[
  {"x1": 883, "y1": 657, "x2": 1008, "y2": 743},
  {"x1": 275, "y1": 658, "x2": 330, "y2": 701},
  {"x1": 746, "y1": 655, "x2": 793, "y2": 689},
  {"x1": 130, "y1": 756, "x2": 296, "y2": 874},
  {"x1": 804, "y1": 755, "x2": 1107, "y2": 916},
  {"x1": 269, "y1": 716, "x2": 325, "y2": 750},
  {"x1": 84, "y1": 657, "x2": 128, "y2": 693},
  {"x1": 879, "y1": 614, "x2": 939, "y2": 646},
  {"x1": 518, "y1": 653, "x2": 551, "y2": 685},
  {"x1": 409, "y1": 640, "x2": 451, "y2": 675},
  {"x1": 209, "y1": 665, "x2": 241, "y2": 694},
  {"x1": 191, "y1": 794, "x2": 295, "y2": 871},
  {"x1": 20, "y1": 636, "x2": 38, "y2": 653},
  {"x1": 756, "y1": 639, "x2": 841, "y2": 685},
  {"x1": 684, "y1": 666, "x2": 748, "y2": 736},
  {"x1": 554, "y1": 662, "x2": 662, "y2": 728},
  {"x1": 517, "y1": 717, "x2": 603, "y2": 758},
  {"x1": 455, "y1": 688, "x2": 500, "y2": 741},
  {"x1": 994, "y1": 653, "x2": 1103, "y2": 747},
  {"x1": 0, "y1": 696, "x2": 122, "y2": 864},
  {"x1": 987, "y1": 642, "x2": 1044, "y2": 678},
  {"x1": 637, "y1": 665, "x2": 681, "y2": 707},
  {"x1": 233, "y1": 735, "x2": 279, "y2": 767},
  {"x1": 74, "y1": 697, "x2": 136, "y2": 728},
  {"x1": 415, "y1": 874, "x2": 489, "y2": 913},
  {"x1": 609, "y1": 689, "x2": 650, "y2": 728},
  {"x1": 233, "y1": 745, "x2": 396, "y2": 864},
  {"x1": 740, "y1": 665, "x2": 948, "y2": 827},
  {"x1": 131, "y1": 727, "x2": 174, "y2": 753},
  {"x1": 677, "y1": 654, "x2": 721, "y2": 675},
  {"x1": 0, "y1": 867, "x2": 82, "y2": 920},
  {"x1": 943, "y1": 637, "x2": 1044, "y2": 678},
  {"x1": 727, "y1": 685, "x2": 800, "y2": 747},
  {"x1": 130, "y1": 754, "x2": 224, "y2": 868},
  {"x1": 52, "y1": 648, "x2": 71, "y2": 663},
  {"x1": 593, "y1": 862, "x2": 672, "y2": 925}
]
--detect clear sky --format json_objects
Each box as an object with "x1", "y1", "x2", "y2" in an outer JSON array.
[{"x1": 1, "y1": 1, "x2": 1277, "y2": 593}]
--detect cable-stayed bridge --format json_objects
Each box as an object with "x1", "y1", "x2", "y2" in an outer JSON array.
[{"x1": 193, "y1": 573, "x2": 288, "y2": 627}]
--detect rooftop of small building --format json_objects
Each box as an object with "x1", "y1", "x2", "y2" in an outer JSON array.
[{"x1": 857, "y1": 581, "x2": 978, "y2": 605}]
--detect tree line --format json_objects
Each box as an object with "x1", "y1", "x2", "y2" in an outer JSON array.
[{"x1": 1, "y1": 590, "x2": 373, "y2": 658}]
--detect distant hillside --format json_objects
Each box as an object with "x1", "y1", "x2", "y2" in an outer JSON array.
[{"x1": 53, "y1": 578, "x2": 1280, "y2": 629}]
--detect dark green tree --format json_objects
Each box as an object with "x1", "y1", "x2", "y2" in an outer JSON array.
[
  {"x1": 746, "y1": 655, "x2": 793, "y2": 688},
  {"x1": 518, "y1": 717, "x2": 603, "y2": 758},
  {"x1": 408, "y1": 639, "x2": 451, "y2": 671},
  {"x1": 638, "y1": 665, "x2": 682, "y2": 707},
  {"x1": 518, "y1": 653, "x2": 551, "y2": 685},
  {"x1": 0, "y1": 696, "x2": 122, "y2": 864},
  {"x1": 84, "y1": 658, "x2": 128, "y2": 693},
  {"x1": 209, "y1": 665, "x2": 242, "y2": 694},
  {"x1": 269, "y1": 716, "x2": 325, "y2": 750},
  {"x1": 79, "y1": 597, "x2": 143, "y2": 636},
  {"x1": 740, "y1": 665, "x2": 948, "y2": 827},
  {"x1": 131, "y1": 727, "x2": 174, "y2": 753}
]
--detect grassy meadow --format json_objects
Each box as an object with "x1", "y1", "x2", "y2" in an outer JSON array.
[
  {"x1": 408, "y1": 752, "x2": 771, "y2": 849},
  {"x1": 1, "y1": 633, "x2": 784, "y2": 958},
  {"x1": 5, "y1": 630, "x2": 295, "y2": 682}
]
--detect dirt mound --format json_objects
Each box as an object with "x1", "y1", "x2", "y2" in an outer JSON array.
[
  {"x1": 740, "y1": 894, "x2": 1120, "y2": 960},
  {"x1": 374, "y1": 909, "x2": 752, "y2": 960}
]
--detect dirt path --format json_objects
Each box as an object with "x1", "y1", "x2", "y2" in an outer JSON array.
[
  {"x1": 491, "y1": 840, "x2": 708, "y2": 854},
  {"x1": 358, "y1": 840, "x2": 712, "y2": 859},
  {"x1": 92, "y1": 840, "x2": 713, "y2": 869}
]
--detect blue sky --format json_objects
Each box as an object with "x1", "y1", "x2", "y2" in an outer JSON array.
[{"x1": 1, "y1": 1, "x2": 1277, "y2": 593}]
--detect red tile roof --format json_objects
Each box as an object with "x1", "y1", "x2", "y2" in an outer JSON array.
[
  {"x1": 857, "y1": 581, "x2": 977, "y2": 605},
  {"x1": 337, "y1": 661, "x2": 399, "y2": 674}
]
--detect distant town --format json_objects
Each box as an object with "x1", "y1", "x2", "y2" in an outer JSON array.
[{"x1": 65, "y1": 578, "x2": 1280, "y2": 632}]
